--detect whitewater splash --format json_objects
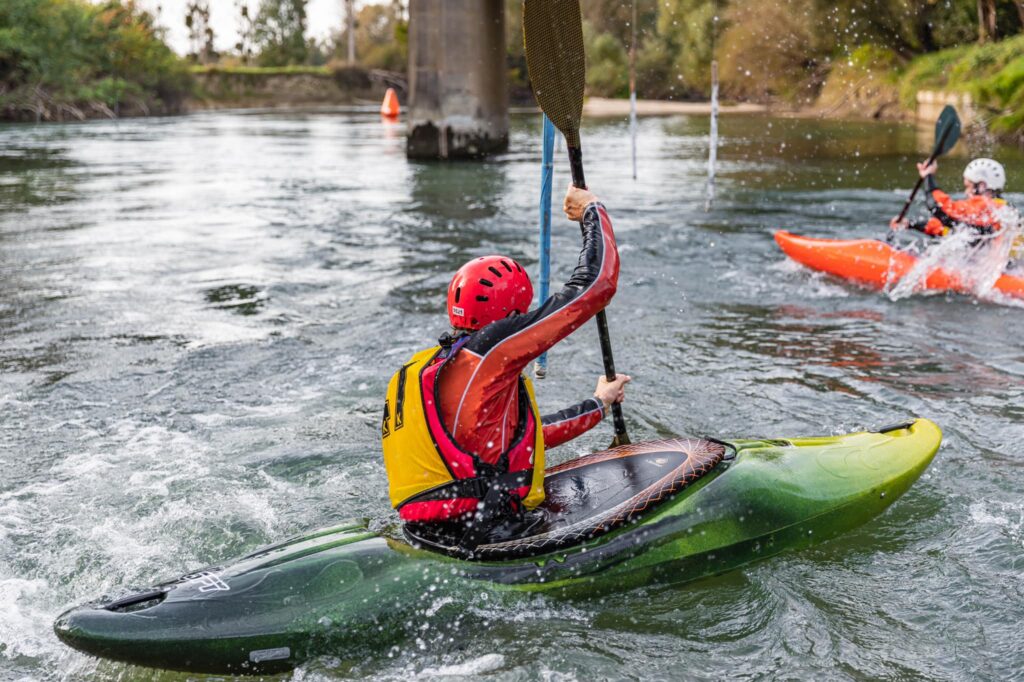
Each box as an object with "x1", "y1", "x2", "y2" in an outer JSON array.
[{"x1": 886, "y1": 203, "x2": 1024, "y2": 303}]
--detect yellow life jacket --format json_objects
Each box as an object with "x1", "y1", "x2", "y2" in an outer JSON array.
[{"x1": 381, "y1": 343, "x2": 546, "y2": 522}]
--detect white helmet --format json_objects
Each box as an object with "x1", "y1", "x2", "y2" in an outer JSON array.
[{"x1": 963, "y1": 158, "x2": 1006, "y2": 191}]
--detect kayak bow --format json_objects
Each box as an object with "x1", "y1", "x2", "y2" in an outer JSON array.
[
  {"x1": 55, "y1": 419, "x2": 941, "y2": 674},
  {"x1": 775, "y1": 230, "x2": 1024, "y2": 300}
]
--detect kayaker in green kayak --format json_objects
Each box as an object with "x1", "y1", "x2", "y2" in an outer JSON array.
[
  {"x1": 381, "y1": 184, "x2": 631, "y2": 547},
  {"x1": 889, "y1": 158, "x2": 1022, "y2": 262}
]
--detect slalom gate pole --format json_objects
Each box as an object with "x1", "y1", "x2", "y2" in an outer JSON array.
[
  {"x1": 705, "y1": 60, "x2": 719, "y2": 212},
  {"x1": 534, "y1": 114, "x2": 556, "y2": 378},
  {"x1": 629, "y1": 0, "x2": 638, "y2": 180}
]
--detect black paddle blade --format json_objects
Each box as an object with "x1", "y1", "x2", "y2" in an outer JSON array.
[
  {"x1": 933, "y1": 105, "x2": 961, "y2": 157},
  {"x1": 894, "y1": 105, "x2": 962, "y2": 225},
  {"x1": 523, "y1": 0, "x2": 585, "y2": 149}
]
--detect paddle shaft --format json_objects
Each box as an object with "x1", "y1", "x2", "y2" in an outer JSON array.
[
  {"x1": 895, "y1": 123, "x2": 957, "y2": 223},
  {"x1": 567, "y1": 145, "x2": 630, "y2": 445}
]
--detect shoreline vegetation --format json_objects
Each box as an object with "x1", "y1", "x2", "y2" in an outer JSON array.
[
  {"x1": 2, "y1": 0, "x2": 1024, "y2": 146},
  {"x1": 0, "y1": 0, "x2": 190, "y2": 122}
]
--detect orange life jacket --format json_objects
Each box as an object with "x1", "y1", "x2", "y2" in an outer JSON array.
[{"x1": 922, "y1": 191, "x2": 1008, "y2": 237}]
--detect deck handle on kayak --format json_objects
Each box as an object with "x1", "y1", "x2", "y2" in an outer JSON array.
[
  {"x1": 874, "y1": 420, "x2": 917, "y2": 434},
  {"x1": 103, "y1": 589, "x2": 167, "y2": 612},
  {"x1": 701, "y1": 436, "x2": 738, "y2": 461}
]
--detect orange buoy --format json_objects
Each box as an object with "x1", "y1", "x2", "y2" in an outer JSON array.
[{"x1": 380, "y1": 88, "x2": 400, "y2": 119}]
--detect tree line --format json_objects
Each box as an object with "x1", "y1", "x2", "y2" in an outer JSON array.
[
  {"x1": 184, "y1": 0, "x2": 407, "y2": 72},
  {"x1": 529, "y1": 0, "x2": 1024, "y2": 101},
  {"x1": 0, "y1": 0, "x2": 191, "y2": 120},
  {"x1": 0, "y1": 0, "x2": 408, "y2": 121},
  {"x1": 5, "y1": 0, "x2": 1024, "y2": 123}
]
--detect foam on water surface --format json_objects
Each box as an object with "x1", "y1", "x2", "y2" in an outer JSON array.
[{"x1": 887, "y1": 203, "x2": 1023, "y2": 303}]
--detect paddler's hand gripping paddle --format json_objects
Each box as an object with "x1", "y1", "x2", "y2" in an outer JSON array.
[
  {"x1": 889, "y1": 105, "x2": 961, "y2": 242},
  {"x1": 523, "y1": 0, "x2": 630, "y2": 446}
]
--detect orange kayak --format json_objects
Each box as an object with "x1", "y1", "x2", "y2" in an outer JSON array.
[{"x1": 774, "y1": 231, "x2": 1024, "y2": 300}]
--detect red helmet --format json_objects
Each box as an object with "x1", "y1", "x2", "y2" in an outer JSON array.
[{"x1": 447, "y1": 255, "x2": 533, "y2": 330}]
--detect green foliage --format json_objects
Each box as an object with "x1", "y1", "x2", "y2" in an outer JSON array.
[
  {"x1": 505, "y1": 0, "x2": 529, "y2": 96},
  {"x1": 899, "y1": 35, "x2": 1024, "y2": 100},
  {"x1": 657, "y1": 0, "x2": 727, "y2": 95},
  {"x1": 717, "y1": 0, "x2": 831, "y2": 102},
  {"x1": 635, "y1": 39, "x2": 677, "y2": 99},
  {"x1": 982, "y1": 55, "x2": 1024, "y2": 105},
  {"x1": 333, "y1": 1, "x2": 407, "y2": 71},
  {"x1": 899, "y1": 34, "x2": 1024, "y2": 138},
  {"x1": 85, "y1": 76, "x2": 144, "y2": 104},
  {"x1": 927, "y1": 0, "x2": 984, "y2": 48},
  {"x1": 516, "y1": 0, "x2": 665, "y2": 99},
  {"x1": 582, "y1": 0, "x2": 659, "y2": 44},
  {"x1": 497, "y1": 0, "x2": 1024, "y2": 108},
  {"x1": 992, "y1": 89, "x2": 1024, "y2": 136},
  {"x1": 582, "y1": 0, "x2": 696, "y2": 100},
  {"x1": 0, "y1": 0, "x2": 190, "y2": 120},
  {"x1": 584, "y1": 25, "x2": 629, "y2": 97},
  {"x1": 359, "y1": 42, "x2": 404, "y2": 71},
  {"x1": 848, "y1": 44, "x2": 901, "y2": 73},
  {"x1": 813, "y1": 44, "x2": 904, "y2": 118},
  {"x1": 813, "y1": 0, "x2": 925, "y2": 54},
  {"x1": 253, "y1": 0, "x2": 308, "y2": 66},
  {"x1": 191, "y1": 64, "x2": 329, "y2": 76}
]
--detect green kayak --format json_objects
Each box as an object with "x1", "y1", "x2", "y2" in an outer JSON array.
[{"x1": 55, "y1": 418, "x2": 941, "y2": 674}]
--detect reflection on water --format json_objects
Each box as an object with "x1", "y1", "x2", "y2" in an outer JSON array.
[
  {"x1": 1, "y1": 109, "x2": 1023, "y2": 680},
  {"x1": 0, "y1": 141, "x2": 78, "y2": 210},
  {"x1": 204, "y1": 283, "x2": 267, "y2": 316}
]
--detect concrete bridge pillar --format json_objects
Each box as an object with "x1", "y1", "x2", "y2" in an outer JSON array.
[{"x1": 406, "y1": 0, "x2": 509, "y2": 159}]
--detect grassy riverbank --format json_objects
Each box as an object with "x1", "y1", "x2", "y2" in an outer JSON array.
[
  {"x1": 815, "y1": 36, "x2": 1024, "y2": 144},
  {"x1": 901, "y1": 34, "x2": 1024, "y2": 139}
]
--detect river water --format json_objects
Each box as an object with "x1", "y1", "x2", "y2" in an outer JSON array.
[{"x1": 1, "y1": 109, "x2": 1022, "y2": 680}]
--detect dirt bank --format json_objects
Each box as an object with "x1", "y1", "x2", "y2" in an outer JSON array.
[
  {"x1": 189, "y1": 67, "x2": 401, "y2": 111},
  {"x1": 583, "y1": 97, "x2": 766, "y2": 118}
]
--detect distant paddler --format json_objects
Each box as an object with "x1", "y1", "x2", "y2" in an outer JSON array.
[{"x1": 890, "y1": 158, "x2": 1023, "y2": 264}]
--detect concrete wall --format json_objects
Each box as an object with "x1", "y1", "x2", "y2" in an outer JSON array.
[
  {"x1": 406, "y1": 0, "x2": 509, "y2": 159},
  {"x1": 917, "y1": 90, "x2": 976, "y2": 127}
]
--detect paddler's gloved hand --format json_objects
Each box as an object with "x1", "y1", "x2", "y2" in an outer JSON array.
[
  {"x1": 563, "y1": 184, "x2": 600, "y2": 222},
  {"x1": 889, "y1": 216, "x2": 909, "y2": 231},
  {"x1": 594, "y1": 373, "x2": 631, "y2": 417},
  {"x1": 917, "y1": 160, "x2": 937, "y2": 178}
]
